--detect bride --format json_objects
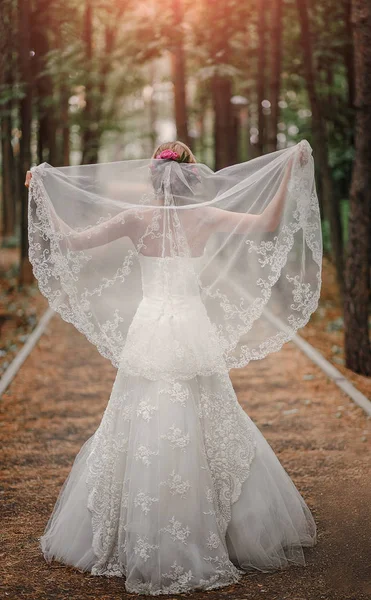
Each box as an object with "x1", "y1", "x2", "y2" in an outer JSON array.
[{"x1": 26, "y1": 139, "x2": 321, "y2": 595}]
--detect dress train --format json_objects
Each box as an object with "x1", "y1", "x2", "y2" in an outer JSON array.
[{"x1": 40, "y1": 256, "x2": 316, "y2": 595}]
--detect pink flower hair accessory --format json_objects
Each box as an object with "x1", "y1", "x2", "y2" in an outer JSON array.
[{"x1": 155, "y1": 150, "x2": 180, "y2": 161}]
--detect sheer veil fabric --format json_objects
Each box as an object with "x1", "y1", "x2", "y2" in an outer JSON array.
[
  {"x1": 29, "y1": 140, "x2": 321, "y2": 595},
  {"x1": 29, "y1": 139, "x2": 321, "y2": 372}
]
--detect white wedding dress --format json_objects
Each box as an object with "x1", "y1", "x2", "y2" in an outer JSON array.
[{"x1": 40, "y1": 254, "x2": 317, "y2": 596}]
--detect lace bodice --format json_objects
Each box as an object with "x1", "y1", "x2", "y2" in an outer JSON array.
[
  {"x1": 139, "y1": 254, "x2": 204, "y2": 300},
  {"x1": 120, "y1": 255, "x2": 225, "y2": 380}
]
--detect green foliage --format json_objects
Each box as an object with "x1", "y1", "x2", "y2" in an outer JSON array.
[
  {"x1": 0, "y1": 0, "x2": 356, "y2": 240},
  {"x1": 322, "y1": 198, "x2": 350, "y2": 254}
]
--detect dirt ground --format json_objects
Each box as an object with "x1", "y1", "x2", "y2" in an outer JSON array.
[
  {"x1": 0, "y1": 248, "x2": 47, "y2": 377},
  {"x1": 301, "y1": 257, "x2": 371, "y2": 400},
  {"x1": 1, "y1": 313, "x2": 371, "y2": 600}
]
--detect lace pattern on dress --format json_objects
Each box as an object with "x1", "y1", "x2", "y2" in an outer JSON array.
[{"x1": 84, "y1": 370, "x2": 255, "y2": 594}]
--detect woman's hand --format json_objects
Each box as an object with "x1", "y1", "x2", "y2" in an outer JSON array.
[
  {"x1": 297, "y1": 140, "x2": 311, "y2": 168},
  {"x1": 25, "y1": 171, "x2": 32, "y2": 188}
]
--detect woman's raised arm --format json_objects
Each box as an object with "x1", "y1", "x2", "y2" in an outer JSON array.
[
  {"x1": 207, "y1": 141, "x2": 310, "y2": 235},
  {"x1": 26, "y1": 170, "x2": 138, "y2": 249},
  {"x1": 55, "y1": 210, "x2": 137, "y2": 250}
]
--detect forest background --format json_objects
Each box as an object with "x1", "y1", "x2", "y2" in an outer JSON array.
[{"x1": 0, "y1": 0, "x2": 370, "y2": 383}]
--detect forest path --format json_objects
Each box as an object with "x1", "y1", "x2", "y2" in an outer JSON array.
[{"x1": 1, "y1": 315, "x2": 370, "y2": 600}]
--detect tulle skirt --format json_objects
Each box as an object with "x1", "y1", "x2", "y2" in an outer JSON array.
[{"x1": 40, "y1": 366, "x2": 316, "y2": 595}]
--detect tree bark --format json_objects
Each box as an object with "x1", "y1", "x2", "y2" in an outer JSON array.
[
  {"x1": 1, "y1": 114, "x2": 16, "y2": 238},
  {"x1": 267, "y1": 0, "x2": 283, "y2": 153},
  {"x1": 343, "y1": 0, "x2": 371, "y2": 375},
  {"x1": 230, "y1": 107, "x2": 240, "y2": 165},
  {"x1": 344, "y1": 0, "x2": 355, "y2": 109},
  {"x1": 296, "y1": 0, "x2": 344, "y2": 290},
  {"x1": 148, "y1": 63, "x2": 157, "y2": 153},
  {"x1": 1, "y1": 47, "x2": 16, "y2": 238},
  {"x1": 61, "y1": 87, "x2": 70, "y2": 166},
  {"x1": 33, "y1": 27, "x2": 58, "y2": 165},
  {"x1": 257, "y1": 0, "x2": 267, "y2": 155},
  {"x1": 53, "y1": 25, "x2": 70, "y2": 166},
  {"x1": 81, "y1": 0, "x2": 99, "y2": 165},
  {"x1": 172, "y1": 0, "x2": 190, "y2": 147},
  {"x1": 0, "y1": 0, "x2": 16, "y2": 238},
  {"x1": 212, "y1": 75, "x2": 233, "y2": 169},
  {"x1": 18, "y1": 0, "x2": 33, "y2": 284},
  {"x1": 204, "y1": 0, "x2": 234, "y2": 169},
  {"x1": 1, "y1": 116, "x2": 16, "y2": 239},
  {"x1": 81, "y1": 3, "x2": 122, "y2": 164}
]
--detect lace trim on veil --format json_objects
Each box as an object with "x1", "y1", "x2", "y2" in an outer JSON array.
[{"x1": 28, "y1": 157, "x2": 321, "y2": 377}]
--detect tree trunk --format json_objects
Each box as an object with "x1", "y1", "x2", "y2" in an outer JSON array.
[
  {"x1": 61, "y1": 87, "x2": 70, "y2": 166},
  {"x1": 257, "y1": 0, "x2": 267, "y2": 155},
  {"x1": 18, "y1": 0, "x2": 33, "y2": 284},
  {"x1": 205, "y1": 0, "x2": 234, "y2": 169},
  {"x1": 172, "y1": 0, "x2": 190, "y2": 147},
  {"x1": 344, "y1": 0, "x2": 355, "y2": 109},
  {"x1": 296, "y1": 0, "x2": 344, "y2": 290},
  {"x1": 34, "y1": 28, "x2": 57, "y2": 165},
  {"x1": 148, "y1": 63, "x2": 157, "y2": 153},
  {"x1": 37, "y1": 112, "x2": 47, "y2": 164},
  {"x1": 198, "y1": 110, "x2": 205, "y2": 164},
  {"x1": 1, "y1": 116, "x2": 16, "y2": 238},
  {"x1": 212, "y1": 75, "x2": 233, "y2": 170},
  {"x1": 81, "y1": 3, "x2": 121, "y2": 164},
  {"x1": 230, "y1": 107, "x2": 240, "y2": 165},
  {"x1": 1, "y1": 52, "x2": 16, "y2": 238},
  {"x1": 53, "y1": 25, "x2": 70, "y2": 166},
  {"x1": 81, "y1": 0, "x2": 99, "y2": 165},
  {"x1": 0, "y1": 0, "x2": 16, "y2": 239},
  {"x1": 267, "y1": 0, "x2": 283, "y2": 153},
  {"x1": 343, "y1": 0, "x2": 371, "y2": 376}
]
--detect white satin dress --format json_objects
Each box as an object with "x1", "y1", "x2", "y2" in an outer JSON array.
[{"x1": 40, "y1": 255, "x2": 316, "y2": 595}]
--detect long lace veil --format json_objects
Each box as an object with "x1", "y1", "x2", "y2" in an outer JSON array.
[{"x1": 28, "y1": 140, "x2": 322, "y2": 369}]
